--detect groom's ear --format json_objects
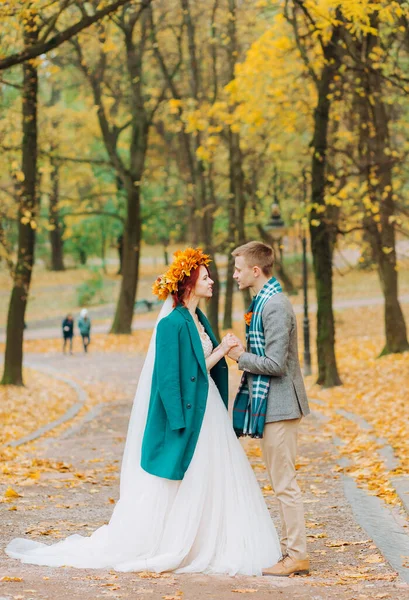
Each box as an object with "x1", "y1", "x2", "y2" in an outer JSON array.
[{"x1": 253, "y1": 265, "x2": 262, "y2": 278}]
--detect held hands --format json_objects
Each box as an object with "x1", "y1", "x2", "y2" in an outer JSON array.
[
  {"x1": 220, "y1": 333, "x2": 239, "y2": 355},
  {"x1": 221, "y1": 333, "x2": 245, "y2": 361}
]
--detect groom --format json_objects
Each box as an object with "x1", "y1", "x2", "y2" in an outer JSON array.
[{"x1": 228, "y1": 241, "x2": 310, "y2": 577}]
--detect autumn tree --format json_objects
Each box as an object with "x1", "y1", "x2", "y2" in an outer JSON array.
[
  {"x1": 282, "y1": 1, "x2": 343, "y2": 387},
  {"x1": 1, "y1": 1, "x2": 151, "y2": 384},
  {"x1": 2, "y1": 7, "x2": 39, "y2": 385},
  {"x1": 149, "y1": 0, "x2": 224, "y2": 337},
  {"x1": 68, "y1": 2, "x2": 162, "y2": 333},
  {"x1": 333, "y1": 6, "x2": 409, "y2": 355}
]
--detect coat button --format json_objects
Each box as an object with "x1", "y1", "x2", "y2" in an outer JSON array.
[
  {"x1": 191, "y1": 376, "x2": 196, "y2": 382},
  {"x1": 186, "y1": 403, "x2": 192, "y2": 409}
]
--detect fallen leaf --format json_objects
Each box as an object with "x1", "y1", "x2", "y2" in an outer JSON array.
[
  {"x1": 4, "y1": 487, "x2": 22, "y2": 499},
  {"x1": 0, "y1": 576, "x2": 23, "y2": 582},
  {"x1": 139, "y1": 572, "x2": 168, "y2": 579},
  {"x1": 325, "y1": 539, "x2": 370, "y2": 548},
  {"x1": 364, "y1": 554, "x2": 384, "y2": 564}
]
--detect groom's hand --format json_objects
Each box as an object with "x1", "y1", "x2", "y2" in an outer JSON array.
[{"x1": 228, "y1": 340, "x2": 245, "y2": 362}]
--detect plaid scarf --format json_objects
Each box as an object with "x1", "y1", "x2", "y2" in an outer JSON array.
[{"x1": 233, "y1": 277, "x2": 283, "y2": 438}]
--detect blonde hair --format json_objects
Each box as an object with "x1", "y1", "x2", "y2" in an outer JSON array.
[{"x1": 232, "y1": 241, "x2": 275, "y2": 276}]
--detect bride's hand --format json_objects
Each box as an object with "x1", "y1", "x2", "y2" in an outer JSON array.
[{"x1": 220, "y1": 334, "x2": 239, "y2": 355}]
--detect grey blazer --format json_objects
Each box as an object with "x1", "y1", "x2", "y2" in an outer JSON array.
[{"x1": 238, "y1": 293, "x2": 310, "y2": 423}]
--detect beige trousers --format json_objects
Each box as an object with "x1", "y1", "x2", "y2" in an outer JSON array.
[{"x1": 261, "y1": 418, "x2": 307, "y2": 560}]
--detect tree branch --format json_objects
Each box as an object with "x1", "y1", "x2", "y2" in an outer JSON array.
[{"x1": 0, "y1": 0, "x2": 150, "y2": 71}]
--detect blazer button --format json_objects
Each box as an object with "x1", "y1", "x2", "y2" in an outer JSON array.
[
  {"x1": 191, "y1": 376, "x2": 196, "y2": 382},
  {"x1": 186, "y1": 403, "x2": 192, "y2": 409}
]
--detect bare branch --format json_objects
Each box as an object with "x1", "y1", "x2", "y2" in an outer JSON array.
[{"x1": 0, "y1": 77, "x2": 23, "y2": 90}]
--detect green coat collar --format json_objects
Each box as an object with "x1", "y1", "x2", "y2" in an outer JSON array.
[{"x1": 174, "y1": 305, "x2": 217, "y2": 377}]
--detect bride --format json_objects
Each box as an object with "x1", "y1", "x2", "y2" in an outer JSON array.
[{"x1": 6, "y1": 248, "x2": 281, "y2": 576}]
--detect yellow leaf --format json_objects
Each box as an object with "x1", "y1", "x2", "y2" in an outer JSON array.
[{"x1": 4, "y1": 487, "x2": 22, "y2": 499}]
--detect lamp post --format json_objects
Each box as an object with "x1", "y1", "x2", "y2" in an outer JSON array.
[
  {"x1": 301, "y1": 171, "x2": 312, "y2": 376},
  {"x1": 265, "y1": 202, "x2": 287, "y2": 248}
]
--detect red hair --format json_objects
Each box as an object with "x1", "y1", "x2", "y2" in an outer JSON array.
[{"x1": 172, "y1": 265, "x2": 210, "y2": 307}]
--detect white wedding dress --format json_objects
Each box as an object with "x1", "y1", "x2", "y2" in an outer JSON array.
[{"x1": 6, "y1": 298, "x2": 280, "y2": 576}]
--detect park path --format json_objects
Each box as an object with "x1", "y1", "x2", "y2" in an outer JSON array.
[
  {"x1": 2, "y1": 292, "x2": 409, "y2": 343},
  {"x1": 1, "y1": 350, "x2": 409, "y2": 600}
]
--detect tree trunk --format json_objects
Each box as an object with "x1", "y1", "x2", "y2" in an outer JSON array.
[
  {"x1": 223, "y1": 121, "x2": 239, "y2": 330},
  {"x1": 225, "y1": 0, "x2": 251, "y2": 316},
  {"x1": 49, "y1": 157, "x2": 65, "y2": 271},
  {"x1": 363, "y1": 214, "x2": 408, "y2": 355},
  {"x1": 357, "y1": 229, "x2": 376, "y2": 270},
  {"x1": 117, "y1": 233, "x2": 123, "y2": 274},
  {"x1": 2, "y1": 16, "x2": 38, "y2": 386},
  {"x1": 79, "y1": 249, "x2": 87, "y2": 265},
  {"x1": 256, "y1": 225, "x2": 295, "y2": 294},
  {"x1": 378, "y1": 244, "x2": 408, "y2": 355},
  {"x1": 362, "y1": 178, "x2": 408, "y2": 356},
  {"x1": 175, "y1": 0, "x2": 220, "y2": 335},
  {"x1": 275, "y1": 257, "x2": 296, "y2": 295},
  {"x1": 101, "y1": 221, "x2": 107, "y2": 274},
  {"x1": 228, "y1": 125, "x2": 251, "y2": 315},
  {"x1": 110, "y1": 20, "x2": 148, "y2": 333},
  {"x1": 204, "y1": 171, "x2": 221, "y2": 339},
  {"x1": 309, "y1": 27, "x2": 342, "y2": 387},
  {"x1": 110, "y1": 185, "x2": 141, "y2": 333},
  {"x1": 0, "y1": 216, "x2": 14, "y2": 274},
  {"x1": 223, "y1": 255, "x2": 235, "y2": 329},
  {"x1": 359, "y1": 22, "x2": 409, "y2": 356},
  {"x1": 73, "y1": 7, "x2": 150, "y2": 334},
  {"x1": 206, "y1": 256, "x2": 221, "y2": 340}
]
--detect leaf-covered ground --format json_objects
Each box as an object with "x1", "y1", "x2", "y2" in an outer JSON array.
[
  {"x1": 2, "y1": 263, "x2": 409, "y2": 597},
  {"x1": 1, "y1": 350, "x2": 409, "y2": 599},
  {"x1": 0, "y1": 369, "x2": 78, "y2": 447}
]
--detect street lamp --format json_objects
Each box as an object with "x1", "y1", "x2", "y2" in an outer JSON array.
[
  {"x1": 301, "y1": 227, "x2": 312, "y2": 376},
  {"x1": 301, "y1": 171, "x2": 312, "y2": 376},
  {"x1": 265, "y1": 203, "x2": 287, "y2": 264}
]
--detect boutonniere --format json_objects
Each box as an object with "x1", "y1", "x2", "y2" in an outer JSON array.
[{"x1": 244, "y1": 311, "x2": 253, "y2": 326}]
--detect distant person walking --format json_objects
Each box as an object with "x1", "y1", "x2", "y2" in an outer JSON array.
[
  {"x1": 62, "y1": 314, "x2": 74, "y2": 355},
  {"x1": 78, "y1": 308, "x2": 91, "y2": 353}
]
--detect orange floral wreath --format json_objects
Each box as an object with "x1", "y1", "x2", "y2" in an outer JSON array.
[{"x1": 152, "y1": 247, "x2": 211, "y2": 301}]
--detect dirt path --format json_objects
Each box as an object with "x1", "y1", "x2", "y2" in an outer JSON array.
[{"x1": 1, "y1": 351, "x2": 409, "y2": 599}]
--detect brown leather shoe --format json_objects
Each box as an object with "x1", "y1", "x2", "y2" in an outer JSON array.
[{"x1": 263, "y1": 555, "x2": 310, "y2": 577}]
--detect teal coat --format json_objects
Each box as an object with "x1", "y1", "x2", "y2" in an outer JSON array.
[{"x1": 141, "y1": 305, "x2": 228, "y2": 480}]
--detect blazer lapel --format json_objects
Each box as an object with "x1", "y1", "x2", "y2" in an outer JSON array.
[{"x1": 175, "y1": 306, "x2": 207, "y2": 377}]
